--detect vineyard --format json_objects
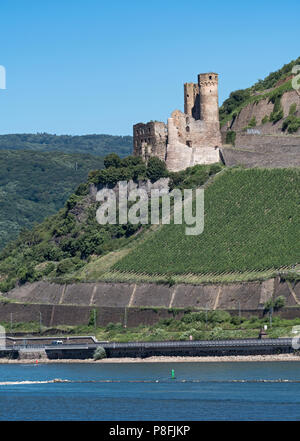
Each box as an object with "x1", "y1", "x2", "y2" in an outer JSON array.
[{"x1": 112, "y1": 168, "x2": 300, "y2": 279}]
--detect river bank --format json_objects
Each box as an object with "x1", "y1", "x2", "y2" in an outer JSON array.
[{"x1": 1, "y1": 353, "x2": 300, "y2": 363}]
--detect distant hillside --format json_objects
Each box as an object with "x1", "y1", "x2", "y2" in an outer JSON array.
[
  {"x1": 0, "y1": 133, "x2": 133, "y2": 157},
  {"x1": 0, "y1": 150, "x2": 104, "y2": 250}
]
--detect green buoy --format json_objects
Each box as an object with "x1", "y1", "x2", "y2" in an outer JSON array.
[{"x1": 171, "y1": 369, "x2": 175, "y2": 379}]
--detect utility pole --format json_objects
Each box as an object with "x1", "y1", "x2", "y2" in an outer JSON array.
[
  {"x1": 39, "y1": 312, "x2": 42, "y2": 334},
  {"x1": 269, "y1": 306, "x2": 273, "y2": 328},
  {"x1": 124, "y1": 307, "x2": 127, "y2": 329}
]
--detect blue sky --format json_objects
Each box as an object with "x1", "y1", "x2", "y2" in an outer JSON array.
[{"x1": 0, "y1": 0, "x2": 299, "y2": 136}]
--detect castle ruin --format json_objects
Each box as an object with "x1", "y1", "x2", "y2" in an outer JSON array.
[{"x1": 133, "y1": 73, "x2": 222, "y2": 172}]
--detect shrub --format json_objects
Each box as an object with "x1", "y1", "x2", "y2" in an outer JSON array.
[
  {"x1": 0, "y1": 277, "x2": 17, "y2": 292},
  {"x1": 231, "y1": 316, "x2": 244, "y2": 326},
  {"x1": 105, "y1": 322, "x2": 123, "y2": 332},
  {"x1": 65, "y1": 194, "x2": 81, "y2": 210},
  {"x1": 264, "y1": 296, "x2": 286, "y2": 312},
  {"x1": 225, "y1": 130, "x2": 236, "y2": 145},
  {"x1": 210, "y1": 326, "x2": 224, "y2": 339},
  {"x1": 270, "y1": 108, "x2": 284, "y2": 123},
  {"x1": 208, "y1": 310, "x2": 231, "y2": 324},
  {"x1": 261, "y1": 115, "x2": 269, "y2": 124},
  {"x1": 93, "y1": 346, "x2": 107, "y2": 360},
  {"x1": 166, "y1": 276, "x2": 176, "y2": 287},
  {"x1": 282, "y1": 114, "x2": 300, "y2": 133},
  {"x1": 88, "y1": 308, "x2": 98, "y2": 327},
  {"x1": 43, "y1": 262, "x2": 56, "y2": 276},
  {"x1": 75, "y1": 183, "x2": 89, "y2": 196},
  {"x1": 274, "y1": 296, "x2": 286, "y2": 310},
  {"x1": 179, "y1": 330, "x2": 196, "y2": 341},
  {"x1": 269, "y1": 96, "x2": 284, "y2": 123},
  {"x1": 287, "y1": 119, "x2": 300, "y2": 133},
  {"x1": 248, "y1": 116, "x2": 257, "y2": 127},
  {"x1": 182, "y1": 311, "x2": 206, "y2": 324},
  {"x1": 17, "y1": 265, "x2": 36, "y2": 284},
  {"x1": 209, "y1": 163, "x2": 223, "y2": 175},
  {"x1": 289, "y1": 103, "x2": 297, "y2": 115},
  {"x1": 56, "y1": 258, "x2": 76, "y2": 275}
]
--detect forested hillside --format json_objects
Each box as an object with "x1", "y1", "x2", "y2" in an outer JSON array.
[
  {"x1": 0, "y1": 158, "x2": 222, "y2": 291},
  {"x1": 0, "y1": 133, "x2": 132, "y2": 157},
  {"x1": 0, "y1": 150, "x2": 104, "y2": 249}
]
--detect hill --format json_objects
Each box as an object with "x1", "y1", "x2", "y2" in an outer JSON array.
[
  {"x1": 219, "y1": 57, "x2": 300, "y2": 169},
  {"x1": 219, "y1": 56, "x2": 300, "y2": 129},
  {"x1": 0, "y1": 150, "x2": 104, "y2": 250},
  {"x1": 0, "y1": 133, "x2": 132, "y2": 157},
  {"x1": 0, "y1": 160, "x2": 298, "y2": 292},
  {"x1": 0, "y1": 159, "x2": 222, "y2": 291}
]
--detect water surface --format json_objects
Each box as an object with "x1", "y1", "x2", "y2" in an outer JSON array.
[{"x1": 0, "y1": 362, "x2": 300, "y2": 420}]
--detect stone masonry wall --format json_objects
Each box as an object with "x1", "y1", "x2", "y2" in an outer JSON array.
[{"x1": 230, "y1": 90, "x2": 300, "y2": 135}]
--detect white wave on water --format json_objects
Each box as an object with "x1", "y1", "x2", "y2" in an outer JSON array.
[{"x1": 0, "y1": 379, "x2": 70, "y2": 385}]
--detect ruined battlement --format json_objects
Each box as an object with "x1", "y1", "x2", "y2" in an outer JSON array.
[
  {"x1": 133, "y1": 121, "x2": 167, "y2": 162},
  {"x1": 133, "y1": 72, "x2": 221, "y2": 171}
]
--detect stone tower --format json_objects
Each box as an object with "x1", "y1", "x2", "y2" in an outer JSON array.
[
  {"x1": 133, "y1": 72, "x2": 221, "y2": 172},
  {"x1": 198, "y1": 73, "x2": 219, "y2": 122},
  {"x1": 184, "y1": 83, "x2": 200, "y2": 120}
]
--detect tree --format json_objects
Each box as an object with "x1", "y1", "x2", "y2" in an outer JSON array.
[
  {"x1": 146, "y1": 157, "x2": 168, "y2": 182},
  {"x1": 104, "y1": 153, "x2": 121, "y2": 169},
  {"x1": 264, "y1": 296, "x2": 285, "y2": 312}
]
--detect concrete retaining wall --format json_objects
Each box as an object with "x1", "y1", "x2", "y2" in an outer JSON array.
[
  {"x1": 0, "y1": 302, "x2": 300, "y2": 328},
  {"x1": 5, "y1": 278, "x2": 299, "y2": 310},
  {"x1": 1, "y1": 278, "x2": 299, "y2": 327}
]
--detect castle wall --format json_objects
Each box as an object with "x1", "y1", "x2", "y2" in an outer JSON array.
[
  {"x1": 171, "y1": 110, "x2": 221, "y2": 147},
  {"x1": 133, "y1": 121, "x2": 167, "y2": 162},
  {"x1": 133, "y1": 72, "x2": 222, "y2": 171},
  {"x1": 165, "y1": 117, "x2": 220, "y2": 171},
  {"x1": 184, "y1": 83, "x2": 200, "y2": 119}
]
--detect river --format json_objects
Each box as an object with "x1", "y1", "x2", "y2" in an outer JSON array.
[{"x1": 0, "y1": 361, "x2": 300, "y2": 420}]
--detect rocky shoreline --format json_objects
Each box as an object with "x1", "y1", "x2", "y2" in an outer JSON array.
[{"x1": 1, "y1": 354, "x2": 300, "y2": 363}]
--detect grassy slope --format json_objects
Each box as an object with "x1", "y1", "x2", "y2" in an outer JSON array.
[
  {"x1": 0, "y1": 150, "x2": 104, "y2": 249},
  {"x1": 2, "y1": 314, "x2": 300, "y2": 342},
  {"x1": 112, "y1": 168, "x2": 300, "y2": 279}
]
